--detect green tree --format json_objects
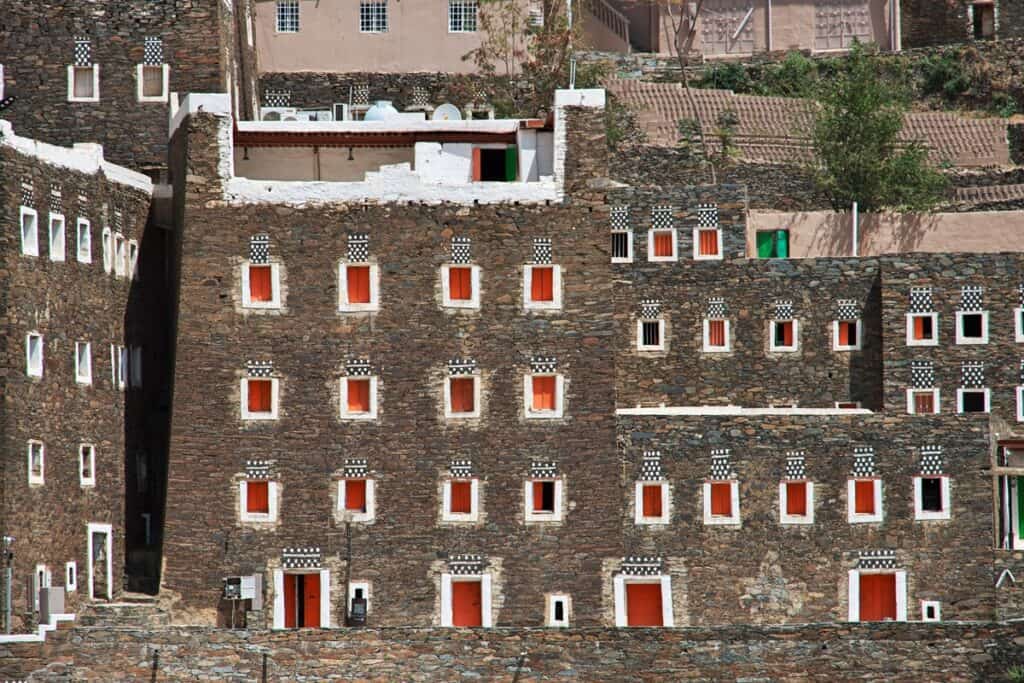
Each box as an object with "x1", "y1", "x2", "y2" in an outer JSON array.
[{"x1": 811, "y1": 43, "x2": 948, "y2": 212}]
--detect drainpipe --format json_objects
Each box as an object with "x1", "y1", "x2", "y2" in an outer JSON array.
[
  {"x1": 766, "y1": 0, "x2": 772, "y2": 53},
  {"x1": 851, "y1": 201, "x2": 859, "y2": 257},
  {"x1": 892, "y1": 0, "x2": 902, "y2": 52}
]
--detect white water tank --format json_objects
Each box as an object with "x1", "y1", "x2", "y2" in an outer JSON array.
[{"x1": 364, "y1": 100, "x2": 399, "y2": 121}]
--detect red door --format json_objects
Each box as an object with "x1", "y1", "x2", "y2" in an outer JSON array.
[
  {"x1": 451, "y1": 580, "x2": 482, "y2": 627},
  {"x1": 302, "y1": 573, "x2": 321, "y2": 628},
  {"x1": 626, "y1": 582, "x2": 663, "y2": 626},
  {"x1": 283, "y1": 574, "x2": 298, "y2": 628},
  {"x1": 284, "y1": 573, "x2": 321, "y2": 628},
  {"x1": 859, "y1": 573, "x2": 897, "y2": 621}
]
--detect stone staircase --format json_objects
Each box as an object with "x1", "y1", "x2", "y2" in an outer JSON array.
[{"x1": 76, "y1": 593, "x2": 170, "y2": 628}]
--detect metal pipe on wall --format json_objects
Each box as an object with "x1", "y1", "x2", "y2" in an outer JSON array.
[
  {"x1": 766, "y1": 0, "x2": 772, "y2": 52},
  {"x1": 851, "y1": 201, "x2": 859, "y2": 257}
]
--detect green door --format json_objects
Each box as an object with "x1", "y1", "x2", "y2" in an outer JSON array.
[
  {"x1": 756, "y1": 232, "x2": 775, "y2": 258},
  {"x1": 504, "y1": 146, "x2": 518, "y2": 182},
  {"x1": 775, "y1": 230, "x2": 789, "y2": 258},
  {"x1": 1018, "y1": 477, "x2": 1024, "y2": 536}
]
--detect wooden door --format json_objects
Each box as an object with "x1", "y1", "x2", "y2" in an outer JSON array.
[
  {"x1": 859, "y1": 573, "x2": 896, "y2": 621},
  {"x1": 451, "y1": 580, "x2": 482, "y2": 627},
  {"x1": 626, "y1": 582, "x2": 663, "y2": 626},
  {"x1": 302, "y1": 573, "x2": 321, "y2": 628}
]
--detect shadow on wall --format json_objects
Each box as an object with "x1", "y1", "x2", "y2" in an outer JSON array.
[{"x1": 803, "y1": 212, "x2": 943, "y2": 257}]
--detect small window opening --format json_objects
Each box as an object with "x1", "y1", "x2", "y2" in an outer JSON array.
[
  {"x1": 961, "y1": 390, "x2": 987, "y2": 413},
  {"x1": 920, "y1": 477, "x2": 943, "y2": 512},
  {"x1": 641, "y1": 321, "x2": 660, "y2": 347},
  {"x1": 612, "y1": 232, "x2": 630, "y2": 260},
  {"x1": 960, "y1": 313, "x2": 984, "y2": 339},
  {"x1": 533, "y1": 480, "x2": 556, "y2": 513}
]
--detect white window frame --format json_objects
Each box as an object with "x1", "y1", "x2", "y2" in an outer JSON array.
[
  {"x1": 26, "y1": 332, "x2": 44, "y2": 377},
  {"x1": 847, "y1": 478, "x2": 883, "y2": 523},
  {"x1": 76, "y1": 218, "x2": 92, "y2": 263},
  {"x1": 128, "y1": 240, "x2": 139, "y2": 278},
  {"x1": 613, "y1": 574, "x2": 674, "y2": 627},
  {"x1": 338, "y1": 262, "x2": 380, "y2": 312},
  {"x1": 444, "y1": 374, "x2": 481, "y2": 419},
  {"x1": 65, "y1": 561, "x2": 78, "y2": 593},
  {"x1": 28, "y1": 440, "x2": 45, "y2": 486},
  {"x1": 242, "y1": 262, "x2": 282, "y2": 309},
  {"x1": 692, "y1": 226, "x2": 723, "y2": 260},
  {"x1": 647, "y1": 228, "x2": 677, "y2": 262},
  {"x1": 240, "y1": 377, "x2": 280, "y2": 420},
  {"x1": 954, "y1": 310, "x2": 988, "y2": 345},
  {"x1": 48, "y1": 213, "x2": 66, "y2": 262},
  {"x1": 913, "y1": 475, "x2": 950, "y2": 521},
  {"x1": 440, "y1": 573, "x2": 492, "y2": 627},
  {"x1": 67, "y1": 64, "x2": 100, "y2": 102},
  {"x1": 847, "y1": 569, "x2": 907, "y2": 623},
  {"x1": 906, "y1": 312, "x2": 938, "y2": 347},
  {"x1": 340, "y1": 375, "x2": 379, "y2": 420},
  {"x1": 524, "y1": 478, "x2": 564, "y2": 523},
  {"x1": 79, "y1": 443, "x2": 96, "y2": 487},
  {"x1": 523, "y1": 373, "x2": 565, "y2": 419},
  {"x1": 547, "y1": 593, "x2": 571, "y2": 627},
  {"x1": 634, "y1": 480, "x2": 670, "y2": 525},
  {"x1": 921, "y1": 600, "x2": 941, "y2": 622},
  {"x1": 271, "y1": 568, "x2": 332, "y2": 629},
  {"x1": 359, "y1": 1, "x2": 389, "y2": 33},
  {"x1": 906, "y1": 388, "x2": 940, "y2": 415},
  {"x1": 118, "y1": 345, "x2": 128, "y2": 390},
  {"x1": 33, "y1": 565, "x2": 52, "y2": 612},
  {"x1": 441, "y1": 264, "x2": 480, "y2": 309},
  {"x1": 114, "y1": 233, "x2": 126, "y2": 278},
  {"x1": 448, "y1": 0, "x2": 479, "y2": 32},
  {"x1": 636, "y1": 319, "x2": 665, "y2": 352},
  {"x1": 702, "y1": 319, "x2": 731, "y2": 353},
  {"x1": 522, "y1": 264, "x2": 562, "y2": 310},
  {"x1": 703, "y1": 480, "x2": 740, "y2": 525},
  {"x1": 102, "y1": 227, "x2": 113, "y2": 273},
  {"x1": 611, "y1": 230, "x2": 633, "y2": 263},
  {"x1": 337, "y1": 478, "x2": 376, "y2": 523},
  {"x1": 348, "y1": 581, "x2": 371, "y2": 614},
  {"x1": 1017, "y1": 386, "x2": 1024, "y2": 422},
  {"x1": 769, "y1": 319, "x2": 799, "y2": 352},
  {"x1": 20, "y1": 206, "x2": 39, "y2": 256},
  {"x1": 832, "y1": 319, "x2": 862, "y2": 351},
  {"x1": 956, "y1": 387, "x2": 990, "y2": 414},
  {"x1": 441, "y1": 478, "x2": 479, "y2": 523},
  {"x1": 276, "y1": 0, "x2": 300, "y2": 32},
  {"x1": 0, "y1": 64, "x2": 4, "y2": 101},
  {"x1": 1015, "y1": 307, "x2": 1024, "y2": 343},
  {"x1": 779, "y1": 480, "x2": 814, "y2": 525},
  {"x1": 86, "y1": 523, "x2": 113, "y2": 601},
  {"x1": 136, "y1": 63, "x2": 170, "y2": 103},
  {"x1": 75, "y1": 341, "x2": 92, "y2": 385},
  {"x1": 239, "y1": 479, "x2": 280, "y2": 523}
]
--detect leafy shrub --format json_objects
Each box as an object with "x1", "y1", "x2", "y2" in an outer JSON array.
[
  {"x1": 698, "y1": 62, "x2": 752, "y2": 93},
  {"x1": 756, "y1": 51, "x2": 818, "y2": 98},
  {"x1": 918, "y1": 51, "x2": 971, "y2": 101}
]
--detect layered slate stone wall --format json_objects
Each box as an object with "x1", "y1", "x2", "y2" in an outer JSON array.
[{"x1": 257, "y1": 72, "x2": 471, "y2": 115}]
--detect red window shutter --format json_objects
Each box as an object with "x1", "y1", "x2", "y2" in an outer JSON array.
[
  {"x1": 347, "y1": 378, "x2": 371, "y2": 413},
  {"x1": 854, "y1": 480, "x2": 876, "y2": 514},
  {"x1": 859, "y1": 573, "x2": 897, "y2": 621},
  {"x1": 532, "y1": 481, "x2": 546, "y2": 512},
  {"x1": 248, "y1": 379, "x2": 272, "y2": 413},
  {"x1": 710, "y1": 482, "x2": 732, "y2": 516},
  {"x1": 839, "y1": 321, "x2": 853, "y2": 346},
  {"x1": 709, "y1": 320, "x2": 726, "y2": 347},
  {"x1": 530, "y1": 266, "x2": 554, "y2": 302},
  {"x1": 450, "y1": 480, "x2": 472, "y2": 513},
  {"x1": 452, "y1": 580, "x2": 483, "y2": 626},
  {"x1": 532, "y1": 376, "x2": 556, "y2": 411},
  {"x1": 699, "y1": 229, "x2": 719, "y2": 256},
  {"x1": 471, "y1": 149, "x2": 482, "y2": 182},
  {"x1": 246, "y1": 481, "x2": 270, "y2": 514},
  {"x1": 785, "y1": 481, "x2": 807, "y2": 516},
  {"x1": 642, "y1": 484, "x2": 663, "y2": 517},
  {"x1": 781, "y1": 321, "x2": 794, "y2": 347},
  {"x1": 626, "y1": 583, "x2": 663, "y2": 626},
  {"x1": 249, "y1": 265, "x2": 273, "y2": 302},
  {"x1": 283, "y1": 574, "x2": 298, "y2": 628},
  {"x1": 346, "y1": 265, "x2": 371, "y2": 304},
  {"x1": 449, "y1": 267, "x2": 472, "y2": 301},
  {"x1": 450, "y1": 377, "x2": 475, "y2": 413},
  {"x1": 914, "y1": 392, "x2": 934, "y2": 414},
  {"x1": 913, "y1": 316, "x2": 926, "y2": 340},
  {"x1": 653, "y1": 231, "x2": 673, "y2": 257},
  {"x1": 303, "y1": 573, "x2": 321, "y2": 628},
  {"x1": 345, "y1": 479, "x2": 367, "y2": 511}
]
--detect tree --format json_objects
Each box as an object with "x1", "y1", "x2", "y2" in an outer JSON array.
[{"x1": 811, "y1": 43, "x2": 948, "y2": 212}]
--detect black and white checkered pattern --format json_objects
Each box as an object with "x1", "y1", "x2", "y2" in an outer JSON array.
[
  {"x1": 249, "y1": 234, "x2": 270, "y2": 264},
  {"x1": 1020, "y1": 359, "x2": 1024, "y2": 384},
  {"x1": 411, "y1": 86, "x2": 430, "y2": 108},
  {"x1": 20, "y1": 180, "x2": 34, "y2": 205},
  {"x1": 651, "y1": 206, "x2": 674, "y2": 230},
  {"x1": 529, "y1": 461, "x2": 558, "y2": 477},
  {"x1": 78, "y1": 194, "x2": 88, "y2": 207},
  {"x1": 449, "y1": 555, "x2": 484, "y2": 574},
  {"x1": 960, "y1": 285, "x2": 983, "y2": 312},
  {"x1": 696, "y1": 203, "x2": 718, "y2": 228},
  {"x1": 246, "y1": 361, "x2": 274, "y2": 378},
  {"x1": 857, "y1": 550, "x2": 897, "y2": 569},
  {"x1": 710, "y1": 449, "x2": 735, "y2": 480},
  {"x1": 610, "y1": 206, "x2": 630, "y2": 231},
  {"x1": 346, "y1": 359, "x2": 372, "y2": 376},
  {"x1": 48, "y1": 186, "x2": 61, "y2": 212},
  {"x1": 530, "y1": 356, "x2": 557, "y2": 374},
  {"x1": 343, "y1": 233, "x2": 368, "y2": 262},
  {"x1": 532, "y1": 238, "x2": 552, "y2": 264},
  {"x1": 113, "y1": 209, "x2": 123, "y2": 230},
  {"x1": 143, "y1": 37, "x2": 163, "y2": 65},
  {"x1": 450, "y1": 460, "x2": 474, "y2": 477},
  {"x1": 448, "y1": 358, "x2": 477, "y2": 376},
  {"x1": 283, "y1": 547, "x2": 321, "y2": 569},
  {"x1": 910, "y1": 287, "x2": 933, "y2": 313},
  {"x1": 620, "y1": 556, "x2": 663, "y2": 576},
  {"x1": 919, "y1": 446, "x2": 943, "y2": 475},
  {"x1": 74, "y1": 37, "x2": 92, "y2": 66},
  {"x1": 263, "y1": 90, "x2": 291, "y2": 107},
  {"x1": 851, "y1": 447, "x2": 875, "y2": 477},
  {"x1": 785, "y1": 452, "x2": 806, "y2": 480},
  {"x1": 836, "y1": 299, "x2": 859, "y2": 320},
  {"x1": 451, "y1": 237, "x2": 472, "y2": 264},
  {"x1": 639, "y1": 299, "x2": 662, "y2": 320},
  {"x1": 245, "y1": 460, "x2": 275, "y2": 479},
  {"x1": 962, "y1": 361, "x2": 984, "y2": 388},
  {"x1": 344, "y1": 458, "x2": 369, "y2": 478},
  {"x1": 773, "y1": 300, "x2": 794, "y2": 320},
  {"x1": 1019, "y1": 284, "x2": 1024, "y2": 307},
  {"x1": 640, "y1": 451, "x2": 663, "y2": 481},
  {"x1": 707, "y1": 297, "x2": 727, "y2": 318},
  {"x1": 911, "y1": 361, "x2": 935, "y2": 388},
  {"x1": 353, "y1": 83, "x2": 370, "y2": 106}
]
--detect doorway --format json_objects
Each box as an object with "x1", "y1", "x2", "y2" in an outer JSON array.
[
  {"x1": 87, "y1": 523, "x2": 113, "y2": 601},
  {"x1": 283, "y1": 573, "x2": 321, "y2": 628}
]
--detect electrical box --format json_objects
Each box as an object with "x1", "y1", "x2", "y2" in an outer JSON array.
[{"x1": 348, "y1": 597, "x2": 367, "y2": 626}]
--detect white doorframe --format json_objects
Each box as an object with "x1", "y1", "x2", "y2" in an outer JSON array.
[{"x1": 86, "y1": 522, "x2": 113, "y2": 601}]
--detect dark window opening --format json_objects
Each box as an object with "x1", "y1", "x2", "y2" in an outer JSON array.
[
  {"x1": 924, "y1": 603, "x2": 937, "y2": 620},
  {"x1": 773, "y1": 321, "x2": 794, "y2": 347},
  {"x1": 536, "y1": 481, "x2": 556, "y2": 512},
  {"x1": 973, "y1": 3, "x2": 994, "y2": 39},
  {"x1": 612, "y1": 232, "x2": 630, "y2": 259},
  {"x1": 921, "y1": 477, "x2": 943, "y2": 512},
  {"x1": 641, "y1": 321, "x2": 661, "y2": 347},
  {"x1": 477, "y1": 148, "x2": 516, "y2": 181},
  {"x1": 960, "y1": 313, "x2": 984, "y2": 338},
  {"x1": 553, "y1": 599, "x2": 565, "y2": 622},
  {"x1": 354, "y1": 587, "x2": 364, "y2": 599},
  {"x1": 962, "y1": 390, "x2": 987, "y2": 413}
]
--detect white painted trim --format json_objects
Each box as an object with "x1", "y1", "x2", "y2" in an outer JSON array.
[
  {"x1": 67, "y1": 64, "x2": 100, "y2": 103},
  {"x1": 769, "y1": 319, "x2": 799, "y2": 352},
  {"x1": 634, "y1": 480, "x2": 670, "y2": 525},
  {"x1": 441, "y1": 478, "x2": 479, "y2": 522},
  {"x1": 956, "y1": 387, "x2": 990, "y2": 414},
  {"x1": 702, "y1": 319, "x2": 731, "y2": 352},
  {"x1": 440, "y1": 573, "x2": 492, "y2": 627},
  {"x1": 28, "y1": 440, "x2": 45, "y2": 486},
  {"x1": 348, "y1": 581, "x2": 371, "y2": 614},
  {"x1": 20, "y1": 206, "x2": 39, "y2": 256},
  {"x1": 847, "y1": 569, "x2": 859, "y2": 622},
  {"x1": 241, "y1": 262, "x2": 282, "y2": 309},
  {"x1": 239, "y1": 480, "x2": 280, "y2": 523},
  {"x1": 692, "y1": 227, "x2": 723, "y2": 260},
  {"x1": 0, "y1": 64, "x2": 4, "y2": 101},
  {"x1": 906, "y1": 312, "x2": 938, "y2": 346},
  {"x1": 779, "y1": 480, "x2": 814, "y2": 524},
  {"x1": 136, "y1": 63, "x2": 170, "y2": 103},
  {"x1": 102, "y1": 228, "x2": 113, "y2": 273},
  {"x1": 441, "y1": 264, "x2": 481, "y2": 309},
  {"x1": 76, "y1": 217, "x2": 92, "y2": 263},
  {"x1": 444, "y1": 375, "x2": 481, "y2": 419},
  {"x1": 524, "y1": 479, "x2": 564, "y2": 523},
  {"x1": 48, "y1": 213, "x2": 66, "y2": 262},
  {"x1": 86, "y1": 522, "x2": 113, "y2": 601},
  {"x1": 337, "y1": 478, "x2": 376, "y2": 522},
  {"x1": 647, "y1": 228, "x2": 678, "y2": 262},
  {"x1": 906, "y1": 388, "x2": 940, "y2": 415},
  {"x1": 848, "y1": 569, "x2": 907, "y2": 622},
  {"x1": 547, "y1": 594, "x2": 570, "y2": 627},
  {"x1": 523, "y1": 373, "x2": 565, "y2": 419},
  {"x1": 65, "y1": 561, "x2": 77, "y2": 593},
  {"x1": 240, "y1": 377, "x2": 280, "y2": 420},
  {"x1": 613, "y1": 575, "x2": 674, "y2": 627},
  {"x1": 954, "y1": 310, "x2": 989, "y2": 345},
  {"x1": 616, "y1": 406, "x2": 873, "y2": 416},
  {"x1": 1017, "y1": 386, "x2": 1024, "y2": 422},
  {"x1": 319, "y1": 569, "x2": 331, "y2": 628},
  {"x1": 611, "y1": 229, "x2": 633, "y2": 263},
  {"x1": 272, "y1": 569, "x2": 285, "y2": 629},
  {"x1": 913, "y1": 475, "x2": 951, "y2": 521},
  {"x1": 522, "y1": 264, "x2": 563, "y2": 310},
  {"x1": 636, "y1": 319, "x2": 666, "y2": 352},
  {"x1": 79, "y1": 444, "x2": 96, "y2": 487},
  {"x1": 832, "y1": 319, "x2": 862, "y2": 351},
  {"x1": 921, "y1": 600, "x2": 941, "y2": 622},
  {"x1": 338, "y1": 262, "x2": 380, "y2": 312},
  {"x1": 75, "y1": 341, "x2": 92, "y2": 385},
  {"x1": 114, "y1": 232, "x2": 126, "y2": 278},
  {"x1": 703, "y1": 480, "x2": 741, "y2": 525},
  {"x1": 26, "y1": 332, "x2": 43, "y2": 378},
  {"x1": 440, "y1": 573, "x2": 453, "y2": 626},
  {"x1": 847, "y1": 478, "x2": 883, "y2": 523},
  {"x1": 1015, "y1": 307, "x2": 1024, "y2": 343},
  {"x1": 340, "y1": 375, "x2": 379, "y2": 420}
]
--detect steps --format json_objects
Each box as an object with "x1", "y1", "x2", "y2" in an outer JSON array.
[{"x1": 77, "y1": 596, "x2": 170, "y2": 628}]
